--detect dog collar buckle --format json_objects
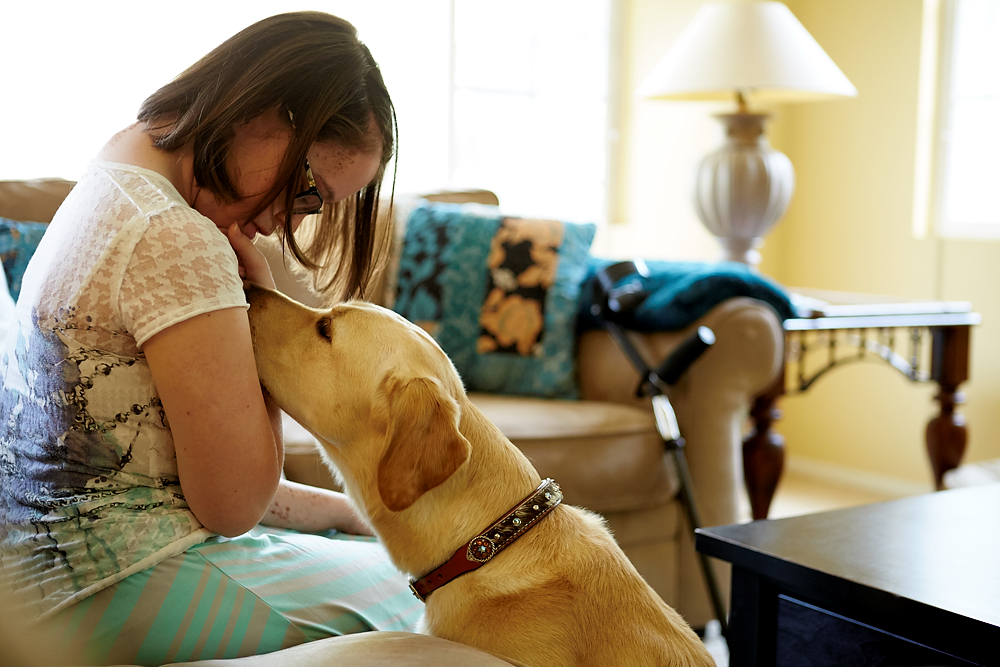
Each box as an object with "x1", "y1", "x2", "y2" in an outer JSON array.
[
  {"x1": 408, "y1": 478, "x2": 563, "y2": 601},
  {"x1": 408, "y1": 581, "x2": 426, "y2": 603}
]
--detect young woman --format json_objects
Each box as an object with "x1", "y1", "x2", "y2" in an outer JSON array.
[{"x1": 0, "y1": 12, "x2": 420, "y2": 665}]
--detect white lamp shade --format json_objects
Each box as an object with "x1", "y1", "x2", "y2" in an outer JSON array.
[{"x1": 637, "y1": 1, "x2": 857, "y2": 103}]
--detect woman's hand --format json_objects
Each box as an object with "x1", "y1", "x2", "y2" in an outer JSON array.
[
  {"x1": 264, "y1": 479, "x2": 375, "y2": 537},
  {"x1": 227, "y1": 223, "x2": 276, "y2": 290}
]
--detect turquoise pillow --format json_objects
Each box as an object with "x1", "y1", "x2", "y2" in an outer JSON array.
[
  {"x1": 0, "y1": 218, "x2": 48, "y2": 301},
  {"x1": 394, "y1": 202, "x2": 596, "y2": 399}
]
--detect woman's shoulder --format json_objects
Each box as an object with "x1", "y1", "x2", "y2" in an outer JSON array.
[
  {"x1": 93, "y1": 124, "x2": 188, "y2": 207},
  {"x1": 79, "y1": 160, "x2": 224, "y2": 245},
  {"x1": 46, "y1": 162, "x2": 230, "y2": 285},
  {"x1": 90, "y1": 159, "x2": 190, "y2": 215}
]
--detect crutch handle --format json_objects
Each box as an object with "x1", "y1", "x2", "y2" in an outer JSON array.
[{"x1": 654, "y1": 326, "x2": 716, "y2": 386}]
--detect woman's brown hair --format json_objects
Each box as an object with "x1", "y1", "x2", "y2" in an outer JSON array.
[{"x1": 138, "y1": 11, "x2": 396, "y2": 299}]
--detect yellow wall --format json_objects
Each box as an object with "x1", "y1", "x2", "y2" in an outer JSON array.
[
  {"x1": 595, "y1": 0, "x2": 725, "y2": 261},
  {"x1": 613, "y1": 0, "x2": 1000, "y2": 487}
]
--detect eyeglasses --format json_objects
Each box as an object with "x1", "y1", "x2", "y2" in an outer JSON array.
[
  {"x1": 291, "y1": 159, "x2": 324, "y2": 215},
  {"x1": 286, "y1": 108, "x2": 324, "y2": 216}
]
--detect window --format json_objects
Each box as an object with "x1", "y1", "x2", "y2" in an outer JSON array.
[
  {"x1": 917, "y1": 0, "x2": 1000, "y2": 238},
  {"x1": 449, "y1": 0, "x2": 613, "y2": 222},
  {"x1": 0, "y1": 1, "x2": 613, "y2": 224}
]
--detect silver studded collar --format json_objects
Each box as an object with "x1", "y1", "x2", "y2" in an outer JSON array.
[{"x1": 408, "y1": 478, "x2": 563, "y2": 602}]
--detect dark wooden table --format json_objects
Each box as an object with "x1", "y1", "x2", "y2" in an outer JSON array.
[
  {"x1": 743, "y1": 292, "x2": 981, "y2": 519},
  {"x1": 697, "y1": 484, "x2": 1000, "y2": 666}
]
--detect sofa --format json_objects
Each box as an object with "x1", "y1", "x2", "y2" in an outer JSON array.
[{"x1": 0, "y1": 178, "x2": 786, "y2": 665}]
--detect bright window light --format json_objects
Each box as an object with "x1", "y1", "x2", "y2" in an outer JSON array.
[
  {"x1": 450, "y1": 0, "x2": 612, "y2": 223},
  {"x1": 0, "y1": 1, "x2": 612, "y2": 224},
  {"x1": 935, "y1": 0, "x2": 1000, "y2": 237}
]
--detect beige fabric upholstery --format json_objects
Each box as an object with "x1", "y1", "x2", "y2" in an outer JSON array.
[
  {"x1": 420, "y1": 189, "x2": 500, "y2": 206},
  {"x1": 0, "y1": 178, "x2": 74, "y2": 223},
  {"x1": 468, "y1": 393, "x2": 679, "y2": 513},
  {"x1": 1, "y1": 619, "x2": 524, "y2": 667},
  {"x1": 164, "y1": 632, "x2": 527, "y2": 667},
  {"x1": 577, "y1": 297, "x2": 784, "y2": 623},
  {"x1": 579, "y1": 297, "x2": 785, "y2": 529}
]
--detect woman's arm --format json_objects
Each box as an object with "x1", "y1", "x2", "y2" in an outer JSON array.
[
  {"x1": 264, "y1": 479, "x2": 374, "y2": 536},
  {"x1": 142, "y1": 224, "x2": 283, "y2": 538},
  {"x1": 144, "y1": 308, "x2": 282, "y2": 537}
]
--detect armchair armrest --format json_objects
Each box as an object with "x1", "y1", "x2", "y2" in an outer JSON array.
[
  {"x1": 0, "y1": 178, "x2": 74, "y2": 223},
  {"x1": 577, "y1": 296, "x2": 784, "y2": 528},
  {"x1": 577, "y1": 296, "x2": 783, "y2": 625}
]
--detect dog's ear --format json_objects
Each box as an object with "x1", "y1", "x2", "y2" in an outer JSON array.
[{"x1": 377, "y1": 376, "x2": 471, "y2": 512}]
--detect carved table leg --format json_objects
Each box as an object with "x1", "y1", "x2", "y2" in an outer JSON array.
[
  {"x1": 927, "y1": 326, "x2": 971, "y2": 490},
  {"x1": 743, "y1": 367, "x2": 786, "y2": 520}
]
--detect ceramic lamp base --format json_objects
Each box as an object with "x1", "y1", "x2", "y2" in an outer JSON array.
[{"x1": 693, "y1": 112, "x2": 794, "y2": 269}]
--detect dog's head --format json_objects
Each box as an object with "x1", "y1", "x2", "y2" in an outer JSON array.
[{"x1": 246, "y1": 285, "x2": 471, "y2": 513}]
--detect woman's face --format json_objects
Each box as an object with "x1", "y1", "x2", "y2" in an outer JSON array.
[
  {"x1": 242, "y1": 141, "x2": 383, "y2": 239},
  {"x1": 195, "y1": 111, "x2": 383, "y2": 239}
]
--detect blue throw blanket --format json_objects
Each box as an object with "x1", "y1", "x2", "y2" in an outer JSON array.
[{"x1": 576, "y1": 258, "x2": 796, "y2": 332}]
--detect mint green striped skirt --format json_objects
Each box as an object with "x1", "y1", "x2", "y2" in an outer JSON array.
[{"x1": 44, "y1": 526, "x2": 424, "y2": 666}]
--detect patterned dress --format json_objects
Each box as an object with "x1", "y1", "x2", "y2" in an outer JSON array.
[{"x1": 0, "y1": 162, "x2": 420, "y2": 665}]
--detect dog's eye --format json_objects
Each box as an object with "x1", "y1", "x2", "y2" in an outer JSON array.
[{"x1": 317, "y1": 317, "x2": 332, "y2": 341}]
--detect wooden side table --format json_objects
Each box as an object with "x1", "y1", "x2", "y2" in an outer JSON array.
[{"x1": 743, "y1": 290, "x2": 981, "y2": 519}]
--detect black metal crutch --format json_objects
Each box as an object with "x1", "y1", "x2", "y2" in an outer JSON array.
[{"x1": 590, "y1": 260, "x2": 729, "y2": 640}]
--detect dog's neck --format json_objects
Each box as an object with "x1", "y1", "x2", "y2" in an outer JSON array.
[
  {"x1": 362, "y1": 405, "x2": 542, "y2": 580},
  {"x1": 407, "y1": 478, "x2": 563, "y2": 601}
]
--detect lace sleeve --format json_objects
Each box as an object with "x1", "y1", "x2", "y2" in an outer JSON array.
[{"x1": 120, "y1": 206, "x2": 248, "y2": 347}]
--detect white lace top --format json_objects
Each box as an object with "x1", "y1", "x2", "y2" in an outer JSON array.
[{"x1": 0, "y1": 160, "x2": 248, "y2": 619}]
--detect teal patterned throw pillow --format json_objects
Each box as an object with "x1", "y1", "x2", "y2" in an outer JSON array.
[
  {"x1": 394, "y1": 202, "x2": 596, "y2": 399},
  {"x1": 0, "y1": 218, "x2": 48, "y2": 301}
]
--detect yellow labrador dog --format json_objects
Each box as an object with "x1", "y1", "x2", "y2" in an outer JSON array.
[{"x1": 246, "y1": 285, "x2": 715, "y2": 667}]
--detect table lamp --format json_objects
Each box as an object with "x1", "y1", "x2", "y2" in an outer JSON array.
[{"x1": 637, "y1": 1, "x2": 857, "y2": 267}]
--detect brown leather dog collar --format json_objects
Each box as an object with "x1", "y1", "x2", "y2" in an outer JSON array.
[{"x1": 408, "y1": 478, "x2": 563, "y2": 602}]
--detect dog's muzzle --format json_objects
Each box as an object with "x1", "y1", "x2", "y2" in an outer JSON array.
[{"x1": 408, "y1": 478, "x2": 563, "y2": 602}]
